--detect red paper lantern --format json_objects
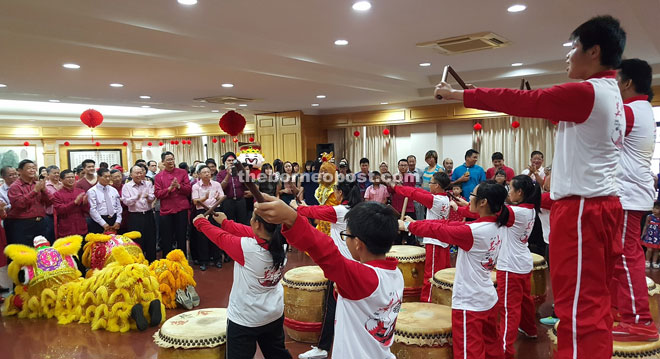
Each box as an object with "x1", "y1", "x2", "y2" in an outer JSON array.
[
  {"x1": 233, "y1": 138, "x2": 238, "y2": 143},
  {"x1": 80, "y1": 109, "x2": 104, "y2": 129},
  {"x1": 186, "y1": 140, "x2": 191, "y2": 144},
  {"x1": 64, "y1": 141, "x2": 70, "y2": 147},
  {"x1": 221, "y1": 138, "x2": 226, "y2": 144},
  {"x1": 159, "y1": 141, "x2": 164, "y2": 146},
  {"x1": 383, "y1": 128, "x2": 390, "y2": 135},
  {"x1": 249, "y1": 136, "x2": 255, "y2": 142},
  {"x1": 23, "y1": 141, "x2": 29, "y2": 146},
  {"x1": 170, "y1": 140, "x2": 175, "y2": 145},
  {"x1": 175, "y1": 140, "x2": 179, "y2": 145},
  {"x1": 511, "y1": 121, "x2": 520, "y2": 129},
  {"x1": 147, "y1": 142, "x2": 153, "y2": 146},
  {"x1": 212, "y1": 138, "x2": 218, "y2": 143},
  {"x1": 473, "y1": 123, "x2": 482, "y2": 131},
  {"x1": 122, "y1": 141, "x2": 128, "y2": 147},
  {"x1": 95, "y1": 142, "x2": 101, "y2": 147},
  {"x1": 353, "y1": 131, "x2": 360, "y2": 137},
  {"x1": 219, "y1": 110, "x2": 246, "y2": 136}
]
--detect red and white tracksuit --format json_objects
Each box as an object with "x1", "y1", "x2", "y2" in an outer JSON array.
[
  {"x1": 409, "y1": 217, "x2": 507, "y2": 359},
  {"x1": 394, "y1": 185, "x2": 451, "y2": 302},
  {"x1": 611, "y1": 95, "x2": 656, "y2": 324},
  {"x1": 465, "y1": 70, "x2": 625, "y2": 359},
  {"x1": 496, "y1": 204, "x2": 537, "y2": 359}
]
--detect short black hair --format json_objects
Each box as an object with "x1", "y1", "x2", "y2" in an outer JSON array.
[
  {"x1": 570, "y1": 15, "x2": 626, "y2": 68},
  {"x1": 97, "y1": 168, "x2": 110, "y2": 177},
  {"x1": 46, "y1": 165, "x2": 59, "y2": 174},
  {"x1": 371, "y1": 171, "x2": 381, "y2": 177},
  {"x1": 60, "y1": 169, "x2": 74, "y2": 179},
  {"x1": 495, "y1": 169, "x2": 507, "y2": 177},
  {"x1": 491, "y1": 152, "x2": 504, "y2": 161},
  {"x1": 75, "y1": 165, "x2": 83, "y2": 175},
  {"x1": 0, "y1": 166, "x2": 14, "y2": 177},
  {"x1": 618, "y1": 59, "x2": 654, "y2": 102},
  {"x1": 432, "y1": 171, "x2": 451, "y2": 189},
  {"x1": 398, "y1": 159, "x2": 408, "y2": 165},
  {"x1": 99, "y1": 162, "x2": 109, "y2": 169},
  {"x1": 345, "y1": 202, "x2": 398, "y2": 255},
  {"x1": 178, "y1": 162, "x2": 189, "y2": 171},
  {"x1": 135, "y1": 163, "x2": 148, "y2": 173},
  {"x1": 196, "y1": 165, "x2": 209, "y2": 174},
  {"x1": 110, "y1": 169, "x2": 121, "y2": 175},
  {"x1": 135, "y1": 159, "x2": 147, "y2": 165},
  {"x1": 161, "y1": 152, "x2": 175, "y2": 161},
  {"x1": 147, "y1": 160, "x2": 157, "y2": 166},
  {"x1": 406, "y1": 155, "x2": 416, "y2": 161},
  {"x1": 18, "y1": 159, "x2": 34, "y2": 170},
  {"x1": 359, "y1": 157, "x2": 370, "y2": 165},
  {"x1": 654, "y1": 201, "x2": 660, "y2": 209},
  {"x1": 81, "y1": 159, "x2": 95, "y2": 167},
  {"x1": 530, "y1": 151, "x2": 544, "y2": 159},
  {"x1": 205, "y1": 159, "x2": 217, "y2": 166},
  {"x1": 465, "y1": 149, "x2": 479, "y2": 159}
]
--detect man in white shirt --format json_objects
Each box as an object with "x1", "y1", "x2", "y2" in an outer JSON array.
[
  {"x1": 0, "y1": 166, "x2": 17, "y2": 211},
  {"x1": 147, "y1": 160, "x2": 158, "y2": 179},
  {"x1": 87, "y1": 168, "x2": 122, "y2": 234}
]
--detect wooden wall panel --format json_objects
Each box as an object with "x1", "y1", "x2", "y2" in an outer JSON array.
[
  {"x1": 256, "y1": 114, "x2": 278, "y2": 162},
  {"x1": 276, "y1": 111, "x2": 302, "y2": 164}
]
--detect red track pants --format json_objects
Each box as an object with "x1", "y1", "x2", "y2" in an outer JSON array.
[
  {"x1": 496, "y1": 270, "x2": 537, "y2": 359},
  {"x1": 452, "y1": 307, "x2": 504, "y2": 359},
  {"x1": 421, "y1": 243, "x2": 451, "y2": 302},
  {"x1": 549, "y1": 196, "x2": 623, "y2": 359}
]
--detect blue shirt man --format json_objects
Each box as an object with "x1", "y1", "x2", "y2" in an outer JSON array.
[{"x1": 451, "y1": 149, "x2": 486, "y2": 199}]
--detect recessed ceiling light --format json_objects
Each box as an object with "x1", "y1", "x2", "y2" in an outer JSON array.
[
  {"x1": 139, "y1": 95, "x2": 151, "y2": 99},
  {"x1": 211, "y1": 110, "x2": 220, "y2": 113},
  {"x1": 311, "y1": 103, "x2": 320, "y2": 107},
  {"x1": 62, "y1": 63, "x2": 80, "y2": 69},
  {"x1": 352, "y1": 1, "x2": 371, "y2": 11},
  {"x1": 110, "y1": 83, "x2": 124, "y2": 88},
  {"x1": 0, "y1": 84, "x2": 7, "y2": 88},
  {"x1": 511, "y1": 62, "x2": 523, "y2": 67},
  {"x1": 419, "y1": 62, "x2": 431, "y2": 67},
  {"x1": 334, "y1": 39, "x2": 349, "y2": 46},
  {"x1": 141, "y1": 105, "x2": 151, "y2": 108},
  {"x1": 48, "y1": 99, "x2": 60, "y2": 103},
  {"x1": 380, "y1": 102, "x2": 389, "y2": 105},
  {"x1": 177, "y1": 0, "x2": 197, "y2": 5},
  {"x1": 239, "y1": 104, "x2": 248, "y2": 107},
  {"x1": 221, "y1": 83, "x2": 234, "y2": 88},
  {"x1": 563, "y1": 42, "x2": 573, "y2": 47},
  {"x1": 316, "y1": 95, "x2": 326, "y2": 99},
  {"x1": 507, "y1": 4, "x2": 526, "y2": 12}
]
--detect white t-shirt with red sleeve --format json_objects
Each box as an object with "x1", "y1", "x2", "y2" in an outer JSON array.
[
  {"x1": 193, "y1": 218, "x2": 286, "y2": 327},
  {"x1": 617, "y1": 95, "x2": 656, "y2": 211},
  {"x1": 297, "y1": 204, "x2": 352, "y2": 260},
  {"x1": 464, "y1": 70, "x2": 624, "y2": 200},
  {"x1": 282, "y1": 215, "x2": 404, "y2": 359},
  {"x1": 498, "y1": 204, "x2": 535, "y2": 274},
  {"x1": 394, "y1": 185, "x2": 450, "y2": 247}
]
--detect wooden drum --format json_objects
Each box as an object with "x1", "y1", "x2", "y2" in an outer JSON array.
[
  {"x1": 430, "y1": 268, "x2": 497, "y2": 307},
  {"x1": 386, "y1": 245, "x2": 426, "y2": 302},
  {"x1": 282, "y1": 265, "x2": 328, "y2": 343},
  {"x1": 530, "y1": 253, "x2": 548, "y2": 307},
  {"x1": 647, "y1": 277, "x2": 660, "y2": 325},
  {"x1": 391, "y1": 302, "x2": 453, "y2": 359},
  {"x1": 549, "y1": 321, "x2": 660, "y2": 358},
  {"x1": 154, "y1": 308, "x2": 227, "y2": 359}
]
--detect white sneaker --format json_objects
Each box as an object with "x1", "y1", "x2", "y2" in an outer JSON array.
[
  {"x1": 298, "y1": 346, "x2": 328, "y2": 359},
  {"x1": 647, "y1": 261, "x2": 651, "y2": 268},
  {"x1": 653, "y1": 262, "x2": 660, "y2": 269}
]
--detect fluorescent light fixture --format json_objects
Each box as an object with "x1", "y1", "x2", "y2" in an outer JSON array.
[
  {"x1": 221, "y1": 83, "x2": 234, "y2": 88},
  {"x1": 239, "y1": 104, "x2": 248, "y2": 107},
  {"x1": 563, "y1": 42, "x2": 573, "y2": 47},
  {"x1": 352, "y1": 1, "x2": 371, "y2": 11},
  {"x1": 311, "y1": 104, "x2": 320, "y2": 107},
  {"x1": 380, "y1": 102, "x2": 389, "y2": 105},
  {"x1": 211, "y1": 110, "x2": 220, "y2": 112},
  {"x1": 507, "y1": 4, "x2": 526, "y2": 12},
  {"x1": 334, "y1": 39, "x2": 349, "y2": 46},
  {"x1": 141, "y1": 105, "x2": 151, "y2": 108},
  {"x1": 62, "y1": 63, "x2": 80, "y2": 69},
  {"x1": 316, "y1": 95, "x2": 326, "y2": 99},
  {"x1": 511, "y1": 62, "x2": 523, "y2": 67},
  {"x1": 0, "y1": 84, "x2": 7, "y2": 88},
  {"x1": 109, "y1": 83, "x2": 124, "y2": 88},
  {"x1": 419, "y1": 62, "x2": 431, "y2": 67},
  {"x1": 0, "y1": 99, "x2": 179, "y2": 117},
  {"x1": 177, "y1": 0, "x2": 197, "y2": 5},
  {"x1": 139, "y1": 95, "x2": 151, "y2": 99},
  {"x1": 48, "y1": 100, "x2": 60, "y2": 103}
]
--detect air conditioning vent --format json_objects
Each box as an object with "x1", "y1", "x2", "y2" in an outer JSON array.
[
  {"x1": 193, "y1": 96, "x2": 256, "y2": 105},
  {"x1": 417, "y1": 32, "x2": 510, "y2": 55}
]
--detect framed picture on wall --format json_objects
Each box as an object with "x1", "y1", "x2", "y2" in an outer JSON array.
[
  {"x1": 67, "y1": 149, "x2": 123, "y2": 169},
  {"x1": 0, "y1": 145, "x2": 37, "y2": 168}
]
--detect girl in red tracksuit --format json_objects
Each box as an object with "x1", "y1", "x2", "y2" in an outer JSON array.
[
  {"x1": 497, "y1": 175, "x2": 541, "y2": 358},
  {"x1": 403, "y1": 182, "x2": 510, "y2": 359}
]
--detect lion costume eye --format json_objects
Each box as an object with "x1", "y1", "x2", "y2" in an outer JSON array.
[{"x1": 18, "y1": 267, "x2": 32, "y2": 285}]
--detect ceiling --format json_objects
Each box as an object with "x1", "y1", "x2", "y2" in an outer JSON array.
[{"x1": 0, "y1": 0, "x2": 659, "y2": 127}]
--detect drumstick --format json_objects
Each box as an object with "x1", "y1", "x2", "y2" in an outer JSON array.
[
  {"x1": 519, "y1": 78, "x2": 532, "y2": 90},
  {"x1": 401, "y1": 197, "x2": 409, "y2": 221},
  {"x1": 203, "y1": 196, "x2": 227, "y2": 216},
  {"x1": 233, "y1": 160, "x2": 265, "y2": 203},
  {"x1": 436, "y1": 65, "x2": 469, "y2": 100}
]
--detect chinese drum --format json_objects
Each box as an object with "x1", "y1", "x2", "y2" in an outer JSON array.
[
  {"x1": 153, "y1": 308, "x2": 227, "y2": 359},
  {"x1": 282, "y1": 265, "x2": 328, "y2": 343},
  {"x1": 391, "y1": 302, "x2": 453, "y2": 359},
  {"x1": 430, "y1": 267, "x2": 497, "y2": 307},
  {"x1": 647, "y1": 277, "x2": 660, "y2": 325},
  {"x1": 386, "y1": 245, "x2": 426, "y2": 302},
  {"x1": 530, "y1": 253, "x2": 548, "y2": 306}
]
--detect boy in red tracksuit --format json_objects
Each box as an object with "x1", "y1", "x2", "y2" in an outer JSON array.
[{"x1": 435, "y1": 15, "x2": 627, "y2": 359}]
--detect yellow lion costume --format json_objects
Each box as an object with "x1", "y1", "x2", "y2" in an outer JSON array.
[
  {"x1": 82, "y1": 232, "x2": 147, "y2": 275},
  {"x1": 314, "y1": 155, "x2": 340, "y2": 235},
  {"x1": 56, "y1": 245, "x2": 165, "y2": 332},
  {"x1": 149, "y1": 249, "x2": 196, "y2": 309},
  {"x1": 3, "y1": 235, "x2": 83, "y2": 318}
]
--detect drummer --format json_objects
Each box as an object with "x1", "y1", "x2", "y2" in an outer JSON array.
[
  {"x1": 387, "y1": 171, "x2": 453, "y2": 302},
  {"x1": 193, "y1": 211, "x2": 291, "y2": 359},
  {"x1": 255, "y1": 196, "x2": 403, "y2": 359},
  {"x1": 401, "y1": 182, "x2": 509, "y2": 358}
]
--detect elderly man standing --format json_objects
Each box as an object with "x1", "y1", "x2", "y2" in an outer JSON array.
[
  {"x1": 155, "y1": 151, "x2": 191, "y2": 257},
  {"x1": 5, "y1": 160, "x2": 50, "y2": 245},
  {"x1": 122, "y1": 165, "x2": 157, "y2": 262},
  {"x1": 87, "y1": 168, "x2": 122, "y2": 234},
  {"x1": 44, "y1": 165, "x2": 62, "y2": 242},
  {"x1": 0, "y1": 166, "x2": 18, "y2": 212}
]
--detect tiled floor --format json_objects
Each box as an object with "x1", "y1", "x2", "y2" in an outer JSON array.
[{"x1": 1, "y1": 249, "x2": 659, "y2": 359}]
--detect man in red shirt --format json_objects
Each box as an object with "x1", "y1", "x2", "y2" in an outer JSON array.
[
  {"x1": 75, "y1": 159, "x2": 97, "y2": 193},
  {"x1": 485, "y1": 152, "x2": 515, "y2": 182},
  {"x1": 5, "y1": 159, "x2": 50, "y2": 245},
  {"x1": 52, "y1": 169, "x2": 89, "y2": 238},
  {"x1": 154, "y1": 151, "x2": 192, "y2": 257}
]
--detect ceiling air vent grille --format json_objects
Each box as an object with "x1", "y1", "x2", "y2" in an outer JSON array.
[
  {"x1": 417, "y1": 32, "x2": 510, "y2": 55},
  {"x1": 194, "y1": 96, "x2": 256, "y2": 105}
]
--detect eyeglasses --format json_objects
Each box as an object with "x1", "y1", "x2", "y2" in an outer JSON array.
[
  {"x1": 339, "y1": 231, "x2": 357, "y2": 242},
  {"x1": 429, "y1": 181, "x2": 438, "y2": 185},
  {"x1": 469, "y1": 193, "x2": 477, "y2": 197}
]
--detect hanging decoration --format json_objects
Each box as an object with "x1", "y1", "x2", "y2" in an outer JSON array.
[
  {"x1": 383, "y1": 128, "x2": 390, "y2": 136},
  {"x1": 122, "y1": 142, "x2": 128, "y2": 147},
  {"x1": 221, "y1": 138, "x2": 226, "y2": 144},
  {"x1": 95, "y1": 142, "x2": 101, "y2": 147},
  {"x1": 219, "y1": 110, "x2": 246, "y2": 136},
  {"x1": 159, "y1": 141, "x2": 164, "y2": 146},
  {"x1": 353, "y1": 131, "x2": 360, "y2": 137},
  {"x1": 64, "y1": 141, "x2": 70, "y2": 147},
  {"x1": 212, "y1": 138, "x2": 218, "y2": 143},
  {"x1": 233, "y1": 138, "x2": 238, "y2": 143},
  {"x1": 147, "y1": 142, "x2": 153, "y2": 147},
  {"x1": 170, "y1": 140, "x2": 175, "y2": 145},
  {"x1": 473, "y1": 123, "x2": 482, "y2": 131},
  {"x1": 80, "y1": 109, "x2": 104, "y2": 142},
  {"x1": 174, "y1": 140, "x2": 179, "y2": 145},
  {"x1": 511, "y1": 121, "x2": 520, "y2": 129},
  {"x1": 249, "y1": 136, "x2": 255, "y2": 142},
  {"x1": 23, "y1": 141, "x2": 30, "y2": 146}
]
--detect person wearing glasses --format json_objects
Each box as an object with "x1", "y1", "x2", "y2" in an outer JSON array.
[
  {"x1": 290, "y1": 181, "x2": 363, "y2": 359},
  {"x1": 400, "y1": 182, "x2": 509, "y2": 358}
]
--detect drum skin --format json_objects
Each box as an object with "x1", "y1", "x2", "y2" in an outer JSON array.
[
  {"x1": 391, "y1": 302, "x2": 453, "y2": 359},
  {"x1": 154, "y1": 308, "x2": 227, "y2": 359}
]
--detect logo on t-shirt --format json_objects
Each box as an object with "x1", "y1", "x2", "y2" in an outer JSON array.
[
  {"x1": 364, "y1": 292, "x2": 401, "y2": 346},
  {"x1": 482, "y1": 235, "x2": 501, "y2": 270},
  {"x1": 611, "y1": 101, "x2": 624, "y2": 150},
  {"x1": 259, "y1": 265, "x2": 283, "y2": 287}
]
